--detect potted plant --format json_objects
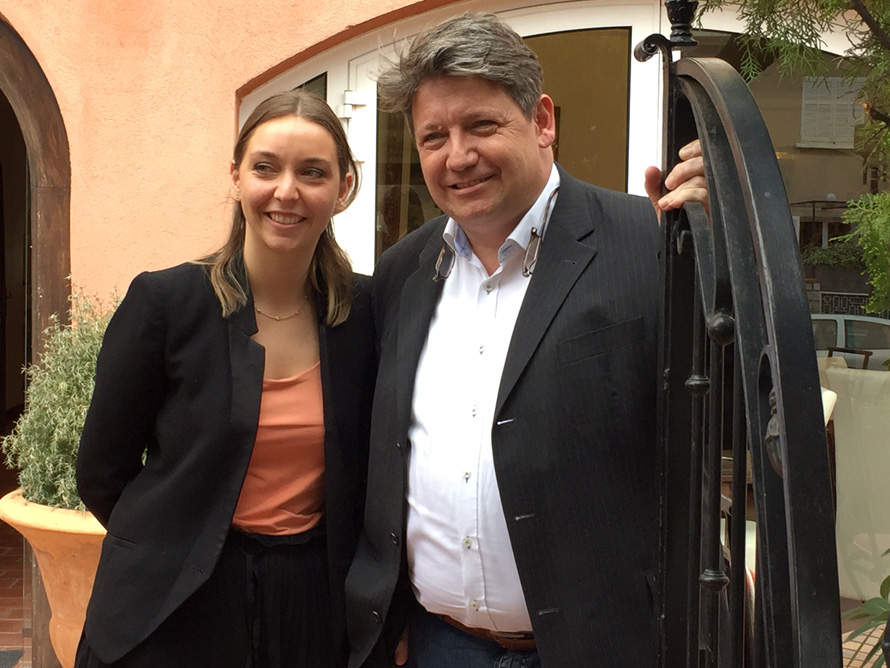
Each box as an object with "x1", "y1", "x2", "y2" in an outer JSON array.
[{"x1": 0, "y1": 294, "x2": 115, "y2": 668}]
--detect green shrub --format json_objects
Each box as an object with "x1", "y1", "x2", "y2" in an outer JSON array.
[
  {"x1": 841, "y1": 193, "x2": 890, "y2": 313},
  {"x1": 800, "y1": 238, "x2": 864, "y2": 268},
  {"x1": 2, "y1": 295, "x2": 115, "y2": 509}
]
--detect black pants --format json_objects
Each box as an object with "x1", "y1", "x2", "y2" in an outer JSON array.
[{"x1": 75, "y1": 528, "x2": 333, "y2": 668}]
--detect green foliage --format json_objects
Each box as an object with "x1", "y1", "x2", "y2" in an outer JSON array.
[
  {"x1": 839, "y1": 193, "x2": 890, "y2": 311},
  {"x1": 701, "y1": 0, "x2": 849, "y2": 77},
  {"x1": 713, "y1": 0, "x2": 847, "y2": 78},
  {"x1": 800, "y1": 237, "x2": 865, "y2": 267},
  {"x1": 1, "y1": 295, "x2": 115, "y2": 510}
]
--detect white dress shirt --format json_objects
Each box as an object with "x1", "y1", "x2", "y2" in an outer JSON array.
[{"x1": 406, "y1": 165, "x2": 560, "y2": 633}]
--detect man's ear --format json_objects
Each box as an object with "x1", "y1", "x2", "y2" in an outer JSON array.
[{"x1": 534, "y1": 94, "x2": 557, "y2": 149}]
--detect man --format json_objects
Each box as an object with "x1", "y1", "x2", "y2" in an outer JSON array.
[{"x1": 346, "y1": 13, "x2": 705, "y2": 668}]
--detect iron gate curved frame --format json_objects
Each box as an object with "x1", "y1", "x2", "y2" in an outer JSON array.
[{"x1": 636, "y1": 15, "x2": 843, "y2": 668}]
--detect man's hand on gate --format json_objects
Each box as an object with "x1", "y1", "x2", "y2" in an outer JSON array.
[{"x1": 645, "y1": 139, "x2": 708, "y2": 218}]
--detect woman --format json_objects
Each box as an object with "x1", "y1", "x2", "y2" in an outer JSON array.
[{"x1": 75, "y1": 89, "x2": 375, "y2": 668}]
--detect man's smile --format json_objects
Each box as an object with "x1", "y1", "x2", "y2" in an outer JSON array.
[{"x1": 450, "y1": 176, "x2": 492, "y2": 190}]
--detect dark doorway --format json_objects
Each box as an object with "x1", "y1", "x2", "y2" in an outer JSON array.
[
  {"x1": 0, "y1": 18, "x2": 71, "y2": 355},
  {"x1": 0, "y1": 91, "x2": 29, "y2": 427}
]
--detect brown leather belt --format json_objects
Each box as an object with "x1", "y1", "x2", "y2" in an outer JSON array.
[{"x1": 437, "y1": 614, "x2": 536, "y2": 652}]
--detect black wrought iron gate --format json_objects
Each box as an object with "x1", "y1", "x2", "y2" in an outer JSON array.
[{"x1": 636, "y1": 3, "x2": 844, "y2": 666}]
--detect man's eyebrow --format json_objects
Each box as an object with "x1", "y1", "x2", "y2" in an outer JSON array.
[
  {"x1": 416, "y1": 110, "x2": 497, "y2": 133},
  {"x1": 416, "y1": 122, "x2": 442, "y2": 134}
]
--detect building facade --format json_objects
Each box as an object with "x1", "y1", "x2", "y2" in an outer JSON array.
[{"x1": 0, "y1": 0, "x2": 868, "y2": 409}]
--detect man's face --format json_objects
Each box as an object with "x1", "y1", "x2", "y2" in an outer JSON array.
[{"x1": 411, "y1": 76, "x2": 555, "y2": 245}]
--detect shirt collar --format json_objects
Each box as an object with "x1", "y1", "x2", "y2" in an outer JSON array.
[{"x1": 442, "y1": 164, "x2": 561, "y2": 266}]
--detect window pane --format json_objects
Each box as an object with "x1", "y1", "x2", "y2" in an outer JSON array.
[
  {"x1": 524, "y1": 28, "x2": 630, "y2": 192},
  {"x1": 845, "y1": 320, "x2": 890, "y2": 349},
  {"x1": 296, "y1": 73, "x2": 327, "y2": 99},
  {"x1": 375, "y1": 111, "x2": 442, "y2": 257},
  {"x1": 813, "y1": 319, "x2": 837, "y2": 350}
]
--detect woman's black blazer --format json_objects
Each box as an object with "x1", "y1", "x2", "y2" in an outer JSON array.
[{"x1": 76, "y1": 261, "x2": 376, "y2": 664}]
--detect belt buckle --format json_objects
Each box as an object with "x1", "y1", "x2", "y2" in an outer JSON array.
[{"x1": 492, "y1": 630, "x2": 534, "y2": 641}]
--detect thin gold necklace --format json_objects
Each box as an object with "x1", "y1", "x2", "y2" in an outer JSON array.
[{"x1": 254, "y1": 294, "x2": 308, "y2": 322}]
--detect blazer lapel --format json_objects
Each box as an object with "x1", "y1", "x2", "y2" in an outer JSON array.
[
  {"x1": 394, "y1": 229, "x2": 446, "y2": 430},
  {"x1": 226, "y1": 264, "x2": 265, "y2": 457},
  {"x1": 496, "y1": 170, "x2": 599, "y2": 415}
]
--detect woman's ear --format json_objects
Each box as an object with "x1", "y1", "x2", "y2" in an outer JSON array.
[
  {"x1": 334, "y1": 172, "x2": 355, "y2": 213},
  {"x1": 231, "y1": 161, "x2": 241, "y2": 202}
]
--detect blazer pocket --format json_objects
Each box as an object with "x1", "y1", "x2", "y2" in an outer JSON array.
[
  {"x1": 104, "y1": 532, "x2": 137, "y2": 551},
  {"x1": 558, "y1": 317, "x2": 644, "y2": 366}
]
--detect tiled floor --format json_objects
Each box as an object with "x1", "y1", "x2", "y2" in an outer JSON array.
[
  {"x1": 0, "y1": 465, "x2": 30, "y2": 668},
  {"x1": 843, "y1": 624, "x2": 886, "y2": 667}
]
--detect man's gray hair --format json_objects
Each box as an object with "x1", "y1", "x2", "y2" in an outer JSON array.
[{"x1": 376, "y1": 13, "x2": 543, "y2": 131}]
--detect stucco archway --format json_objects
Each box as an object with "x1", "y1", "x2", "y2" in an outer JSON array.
[{"x1": 0, "y1": 17, "x2": 71, "y2": 352}]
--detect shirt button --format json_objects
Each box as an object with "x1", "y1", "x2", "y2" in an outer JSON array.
[
  {"x1": 470, "y1": 600, "x2": 480, "y2": 610},
  {"x1": 390, "y1": 532, "x2": 400, "y2": 546},
  {"x1": 462, "y1": 537, "x2": 472, "y2": 549},
  {"x1": 463, "y1": 472, "x2": 471, "y2": 482},
  {"x1": 484, "y1": 283, "x2": 493, "y2": 293}
]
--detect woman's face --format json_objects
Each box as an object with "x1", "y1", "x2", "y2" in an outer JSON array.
[{"x1": 232, "y1": 115, "x2": 352, "y2": 261}]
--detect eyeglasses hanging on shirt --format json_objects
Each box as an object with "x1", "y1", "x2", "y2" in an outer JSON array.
[
  {"x1": 433, "y1": 243, "x2": 455, "y2": 282},
  {"x1": 522, "y1": 186, "x2": 560, "y2": 278},
  {"x1": 433, "y1": 186, "x2": 560, "y2": 282}
]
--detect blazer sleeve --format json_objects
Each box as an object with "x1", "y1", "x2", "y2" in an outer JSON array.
[{"x1": 76, "y1": 272, "x2": 168, "y2": 527}]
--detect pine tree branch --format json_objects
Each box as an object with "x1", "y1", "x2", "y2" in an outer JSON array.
[{"x1": 849, "y1": 0, "x2": 890, "y2": 53}]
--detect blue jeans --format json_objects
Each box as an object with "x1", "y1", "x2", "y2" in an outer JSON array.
[{"x1": 407, "y1": 608, "x2": 541, "y2": 668}]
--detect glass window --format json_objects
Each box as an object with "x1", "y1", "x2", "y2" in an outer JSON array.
[
  {"x1": 812, "y1": 318, "x2": 838, "y2": 350},
  {"x1": 799, "y1": 76, "x2": 865, "y2": 149},
  {"x1": 524, "y1": 28, "x2": 630, "y2": 193},
  {"x1": 845, "y1": 319, "x2": 890, "y2": 350},
  {"x1": 297, "y1": 73, "x2": 327, "y2": 99},
  {"x1": 375, "y1": 111, "x2": 442, "y2": 257}
]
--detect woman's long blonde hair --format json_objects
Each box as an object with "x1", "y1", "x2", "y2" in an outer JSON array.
[{"x1": 198, "y1": 89, "x2": 360, "y2": 326}]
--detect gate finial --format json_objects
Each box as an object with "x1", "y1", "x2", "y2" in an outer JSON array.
[{"x1": 665, "y1": 0, "x2": 698, "y2": 47}]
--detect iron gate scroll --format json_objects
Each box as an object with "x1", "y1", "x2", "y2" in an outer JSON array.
[{"x1": 636, "y1": 2, "x2": 844, "y2": 666}]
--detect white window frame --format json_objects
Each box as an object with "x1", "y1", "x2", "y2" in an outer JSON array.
[
  {"x1": 237, "y1": 0, "x2": 699, "y2": 274},
  {"x1": 798, "y1": 76, "x2": 866, "y2": 149}
]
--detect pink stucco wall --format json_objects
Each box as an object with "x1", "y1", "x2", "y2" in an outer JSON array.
[{"x1": 1, "y1": 0, "x2": 452, "y2": 299}]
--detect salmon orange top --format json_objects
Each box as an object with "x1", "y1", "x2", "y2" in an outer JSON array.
[{"x1": 231, "y1": 362, "x2": 325, "y2": 535}]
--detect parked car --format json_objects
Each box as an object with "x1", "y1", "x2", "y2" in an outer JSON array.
[{"x1": 811, "y1": 313, "x2": 890, "y2": 371}]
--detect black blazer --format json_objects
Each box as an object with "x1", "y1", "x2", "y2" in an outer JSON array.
[
  {"x1": 77, "y1": 261, "x2": 375, "y2": 664},
  {"x1": 346, "y1": 167, "x2": 662, "y2": 668}
]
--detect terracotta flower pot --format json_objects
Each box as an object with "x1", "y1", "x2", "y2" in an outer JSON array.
[{"x1": 0, "y1": 488, "x2": 105, "y2": 668}]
